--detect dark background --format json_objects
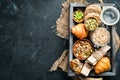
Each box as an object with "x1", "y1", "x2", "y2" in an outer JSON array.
[{"x1": 0, "y1": 0, "x2": 120, "y2": 80}]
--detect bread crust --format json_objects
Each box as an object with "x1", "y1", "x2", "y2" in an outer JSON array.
[
  {"x1": 84, "y1": 12, "x2": 101, "y2": 24},
  {"x1": 84, "y1": 4, "x2": 101, "y2": 15}
]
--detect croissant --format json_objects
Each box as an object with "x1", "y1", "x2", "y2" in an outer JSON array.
[
  {"x1": 71, "y1": 23, "x2": 88, "y2": 39},
  {"x1": 94, "y1": 57, "x2": 111, "y2": 74}
]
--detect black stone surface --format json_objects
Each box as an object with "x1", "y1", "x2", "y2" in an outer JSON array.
[{"x1": 0, "y1": 0, "x2": 120, "y2": 80}]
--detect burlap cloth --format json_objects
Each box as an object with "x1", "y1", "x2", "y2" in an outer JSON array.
[{"x1": 50, "y1": 0, "x2": 120, "y2": 80}]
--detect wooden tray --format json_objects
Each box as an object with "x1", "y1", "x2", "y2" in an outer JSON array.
[{"x1": 68, "y1": 3, "x2": 117, "y2": 77}]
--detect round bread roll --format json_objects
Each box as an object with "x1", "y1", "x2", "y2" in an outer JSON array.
[
  {"x1": 84, "y1": 4, "x2": 102, "y2": 16},
  {"x1": 84, "y1": 12, "x2": 101, "y2": 25}
]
